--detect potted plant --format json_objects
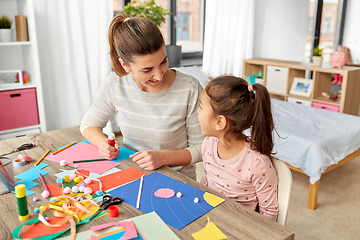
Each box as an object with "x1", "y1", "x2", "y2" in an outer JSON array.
[
  {"x1": 0, "y1": 15, "x2": 13, "y2": 42},
  {"x1": 312, "y1": 46, "x2": 323, "y2": 67},
  {"x1": 123, "y1": 1, "x2": 182, "y2": 67}
]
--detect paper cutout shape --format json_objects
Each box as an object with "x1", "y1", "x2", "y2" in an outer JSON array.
[
  {"x1": 56, "y1": 212, "x2": 179, "y2": 240},
  {"x1": 46, "y1": 167, "x2": 145, "y2": 197},
  {"x1": 45, "y1": 142, "x2": 121, "y2": 174},
  {"x1": 108, "y1": 172, "x2": 226, "y2": 230},
  {"x1": 22, "y1": 217, "x2": 68, "y2": 239},
  {"x1": 191, "y1": 217, "x2": 227, "y2": 240},
  {"x1": 154, "y1": 188, "x2": 175, "y2": 198},
  {"x1": 91, "y1": 221, "x2": 138, "y2": 239},
  {"x1": 203, "y1": 192, "x2": 226, "y2": 207},
  {"x1": 11, "y1": 162, "x2": 49, "y2": 196}
]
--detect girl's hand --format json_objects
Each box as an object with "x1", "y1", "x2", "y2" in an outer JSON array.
[
  {"x1": 98, "y1": 140, "x2": 120, "y2": 160},
  {"x1": 130, "y1": 150, "x2": 166, "y2": 170}
]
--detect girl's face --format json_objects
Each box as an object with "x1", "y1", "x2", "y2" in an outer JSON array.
[
  {"x1": 121, "y1": 45, "x2": 169, "y2": 93},
  {"x1": 197, "y1": 90, "x2": 218, "y2": 137}
]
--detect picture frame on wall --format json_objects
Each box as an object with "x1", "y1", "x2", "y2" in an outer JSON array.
[{"x1": 289, "y1": 77, "x2": 314, "y2": 97}]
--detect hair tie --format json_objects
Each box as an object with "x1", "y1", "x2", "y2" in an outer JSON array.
[
  {"x1": 248, "y1": 84, "x2": 255, "y2": 94},
  {"x1": 124, "y1": 17, "x2": 130, "y2": 23}
]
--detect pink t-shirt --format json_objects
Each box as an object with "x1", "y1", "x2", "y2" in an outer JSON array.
[{"x1": 201, "y1": 137, "x2": 279, "y2": 221}]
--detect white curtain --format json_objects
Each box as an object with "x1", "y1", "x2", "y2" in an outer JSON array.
[
  {"x1": 33, "y1": 0, "x2": 113, "y2": 131},
  {"x1": 202, "y1": 0, "x2": 255, "y2": 78}
]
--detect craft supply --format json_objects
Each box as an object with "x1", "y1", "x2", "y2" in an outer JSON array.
[
  {"x1": 84, "y1": 178, "x2": 91, "y2": 184},
  {"x1": 52, "y1": 142, "x2": 76, "y2": 155},
  {"x1": 136, "y1": 174, "x2": 145, "y2": 209},
  {"x1": 39, "y1": 173, "x2": 50, "y2": 198},
  {"x1": 72, "y1": 186, "x2": 79, "y2": 193},
  {"x1": 74, "y1": 176, "x2": 82, "y2": 183},
  {"x1": 89, "y1": 195, "x2": 123, "y2": 221},
  {"x1": 64, "y1": 175, "x2": 70, "y2": 182},
  {"x1": 96, "y1": 190, "x2": 103, "y2": 196},
  {"x1": 84, "y1": 187, "x2": 93, "y2": 195},
  {"x1": 14, "y1": 158, "x2": 26, "y2": 167},
  {"x1": 108, "y1": 133, "x2": 115, "y2": 147},
  {"x1": 18, "y1": 154, "x2": 31, "y2": 162},
  {"x1": 0, "y1": 143, "x2": 36, "y2": 157},
  {"x1": 56, "y1": 178, "x2": 64, "y2": 184},
  {"x1": 108, "y1": 205, "x2": 119, "y2": 218},
  {"x1": 194, "y1": 197, "x2": 199, "y2": 203},
  {"x1": 34, "y1": 207, "x2": 40, "y2": 213},
  {"x1": 64, "y1": 187, "x2": 71, "y2": 194},
  {"x1": 15, "y1": 184, "x2": 29, "y2": 221},
  {"x1": 34, "y1": 150, "x2": 50, "y2": 166},
  {"x1": 177, "y1": 192, "x2": 182, "y2": 198},
  {"x1": 69, "y1": 174, "x2": 77, "y2": 181},
  {"x1": 0, "y1": 157, "x2": 15, "y2": 193},
  {"x1": 72, "y1": 159, "x2": 108, "y2": 163},
  {"x1": 59, "y1": 160, "x2": 67, "y2": 166},
  {"x1": 79, "y1": 186, "x2": 86, "y2": 193}
]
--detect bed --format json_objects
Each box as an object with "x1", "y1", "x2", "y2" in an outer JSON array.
[{"x1": 272, "y1": 99, "x2": 360, "y2": 210}]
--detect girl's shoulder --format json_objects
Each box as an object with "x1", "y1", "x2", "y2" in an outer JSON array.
[{"x1": 244, "y1": 142, "x2": 272, "y2": 165}]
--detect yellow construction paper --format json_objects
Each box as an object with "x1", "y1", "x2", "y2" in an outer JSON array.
[
  {"x1": 203, "y1": 192, "x2": 225, "y2": 207},
  {"x1": 191, "y1": 217, "x2": 227, "y2": 240}
]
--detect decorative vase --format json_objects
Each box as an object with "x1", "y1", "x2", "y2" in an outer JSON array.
[
  {"x1": 166, "y1": 45, "x2": 182, "y2": 68},
  {"x1": 0, "y1": 29, "x2": 12, "y2": 42},
  {"x1": 312, "y1": 56, "x2": 323, "y2": 67}
]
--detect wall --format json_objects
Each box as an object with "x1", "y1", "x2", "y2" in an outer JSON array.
[
  {"x1": 253, "y1": 0, "x2": 309, "y2": 62},
  {"x1": 342, "y1": 0, "x2": 360, "y2": 64}
]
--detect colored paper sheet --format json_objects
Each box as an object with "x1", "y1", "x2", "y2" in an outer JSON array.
[
  {"x1": 203, "y1": 192, "x2": 226, "y2": 207},
  {"x1": 56, "y1": 211, "x2": 179, "y2": 240},
  {"x1": 191, "y1": 217, "x2": 227, "y2": 240},
  {"x1": 47, "y1": 167, "x2": 145, "y2": 197},
  {"x1": 22, "y1": 217, "x2": 68, "y2": 239},
  {"x1": 45, "y1": 142, "x2": 121, "y2": 174},
  {"x1": 11, "y1": 162, "x2": 49, "y2": 196},
  {"x1": 91, "y1": 221, "x2": 138, "y2": 239},
  {"x1": 108, "y1": 172, "x2": 226, "y2": 230}
]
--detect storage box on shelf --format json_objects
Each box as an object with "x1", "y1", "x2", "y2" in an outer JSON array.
[
  {"x1": 243, "y1": 58, "x2": 360, "y2": 116},
  {"x1": 0, "y1": 0, "x2": 46, "y2": 140}
]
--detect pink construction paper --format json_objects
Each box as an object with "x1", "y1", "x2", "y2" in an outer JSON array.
[
  {"x1": 90, "y1": 221, "x2": 137, "y2": 240},
  {"x1": 154, "y1": 188, "x2": 175, "y2": 198},
  {"x1": 44, "y1": 142, "x2": 120, "y2": 174}
]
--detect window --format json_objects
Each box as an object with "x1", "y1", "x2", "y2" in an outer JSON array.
[
  {"x1": 305, "y1": 0, "x2": 346, "y2": 63},
  {"x1": 113, "y1": 0, "x2": 205, "y2": 61}
]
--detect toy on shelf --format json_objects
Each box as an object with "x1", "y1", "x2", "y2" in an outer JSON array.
[
  {"x1": 332, "y1": 74, "x2": 343, "y2": 85},
  {"x1": 330, "y1": 52, "x2": 346, "y2": 69},
  {"x1": 322, "y1": 90, "x2": 341, "y2": 101}
]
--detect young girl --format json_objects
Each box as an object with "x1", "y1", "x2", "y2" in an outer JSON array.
[
  {"x1": 198, "y1": 76, "x2": 278, "y2": 221},
  {"x1": 80, "y1": 13, "x2": 203, "y2": 179}
]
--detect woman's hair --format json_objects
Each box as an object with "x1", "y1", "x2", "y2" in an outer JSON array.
[
  {"x1": 205, "y1": 76, "x2": 275, "y2": 158},
  {"x1": 108, "y1": 13, "x2": 165, "y2": 76}
]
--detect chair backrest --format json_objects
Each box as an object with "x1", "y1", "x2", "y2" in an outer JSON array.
[{"x1": 272, "y1": 158, "x2": 293, "y2": 226}]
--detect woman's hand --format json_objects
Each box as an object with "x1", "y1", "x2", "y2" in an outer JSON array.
[
  {"x1": 98, "y1": 140, "x2": 120, "y2": 160},
  {"x1": 131, "y1": 150, "x2": 166, "y2": 170}
]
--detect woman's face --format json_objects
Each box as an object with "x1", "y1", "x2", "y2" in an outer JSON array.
[{"x1": 121, "y1": 45, "x2": 169, "y2": 93}]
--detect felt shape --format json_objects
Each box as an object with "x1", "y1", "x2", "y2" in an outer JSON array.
[
  {"x1": 11, "y1": 162, "x2": 49, "y2": 196},
  {"x1": 108, "y1": 172, "x2": 226, "y2": 230},
  {"x1": 45, "y1": 142, "x2": 121, "y2": 174},
  {"x1": 154, "y1": 188, "x2": 175, "y2": 198},
  {"x1": 22, "y1": 217, "x2": 68, "y2": 239},
  {"x1": 191, "y1": 217, "x2": 227, "y2": 240}
]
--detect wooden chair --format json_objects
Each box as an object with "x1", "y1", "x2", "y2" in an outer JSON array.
[{"x1": 273, "y1": 158, "x2": 293, "y2": 226}]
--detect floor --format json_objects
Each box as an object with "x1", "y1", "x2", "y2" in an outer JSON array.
[{"x1": 195, "y1": 155, "x2": 360, "y2": 239}]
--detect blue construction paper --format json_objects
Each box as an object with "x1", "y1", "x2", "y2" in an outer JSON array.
[
  {"x1": 11, "y1": 162, "x2": 49, "y2": 196},
  {"x1": 108, "y1": 172, "x2": 225, "y2": 230},
  {"x1": 58, "y1": 141, "x2": 136, "y2": 162}
]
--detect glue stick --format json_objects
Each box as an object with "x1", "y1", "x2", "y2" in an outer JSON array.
[
  {"x1": 15, "y1": 184, "x2": 29, "y2": 221},
  {"x1": 108, "y1": 133, "x2": 115, "y2": 147}
]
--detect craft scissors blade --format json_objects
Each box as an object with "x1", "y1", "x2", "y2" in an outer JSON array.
[
  {"x1": 0, "y1": 143, "x2": 36, "y2": 156},
  {"x1": 89, "y1": 195, "x2": 123, "y2": 220}
]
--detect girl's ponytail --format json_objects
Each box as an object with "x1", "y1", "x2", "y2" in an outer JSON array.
[{"x1": 250, "y1": 84, "x2": 274, "y2": 158}]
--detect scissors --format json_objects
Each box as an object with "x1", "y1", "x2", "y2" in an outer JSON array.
[
  {"x1": 89, "y1": 194, "x2": 123, "y2": 220},
  {"x1": 0, "y1": 143, "x2": 36, "y2": 157}
]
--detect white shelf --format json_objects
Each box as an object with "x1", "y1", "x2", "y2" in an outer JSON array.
[{"x1": 0, "y1": 41, "x2": 31, "y2": 46}]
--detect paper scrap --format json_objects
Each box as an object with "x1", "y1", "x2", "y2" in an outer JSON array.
[
  {"x1": 154, "y1": 188, "x2": 175, "y2": 198},
  {"x1": 22, "y1": 217, "x2": 68, "y2": 239},
  {"x1": 191, "y1": 217, "x2": 227, "y2": 240},
  {"x1": 91, "y1": 221, "x2": 138, "y2": 239},
  {"x1": 203, "y1": 192, "x2": 226, "y2": 207}
]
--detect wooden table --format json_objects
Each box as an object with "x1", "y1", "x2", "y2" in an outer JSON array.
[{"x1": 0, "y1": 127, "x2": 294, "y2": 240}]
